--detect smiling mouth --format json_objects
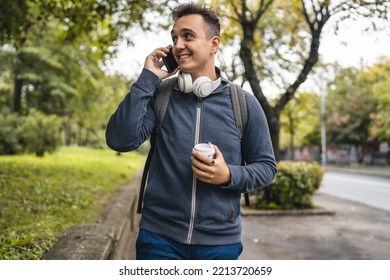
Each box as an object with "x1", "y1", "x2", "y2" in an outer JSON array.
[{"x1": 178, "y1": 54, "x2": 191, "y2": 61}]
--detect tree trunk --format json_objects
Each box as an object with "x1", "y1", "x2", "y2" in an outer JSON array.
[
  {"x1": 289, "y1": 111, "x2": 295, "y2": 161},
  {"x1": 268, "y1": 107, "x2": 281, "y2": 161},
  {"x1": 13, "y1": 79, "x2": 23, "y2": 113},
  {"x1": 64, "y1": 121, "x2": 72, "y2": 146},
  {"x1": 239, "y1": 22, "x2": 280, "y2": 160}
]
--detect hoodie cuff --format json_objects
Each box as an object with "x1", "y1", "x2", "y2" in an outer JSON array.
[
  {"x1": 221, "y1": 164, "x2": 242, "y2": 192},
  {"x1": 134, "y1": 68, "x2": 162, "y2": 93}
]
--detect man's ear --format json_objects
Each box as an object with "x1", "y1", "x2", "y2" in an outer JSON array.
[{"x1": 210, "y1": 36, "x2": 221, "y2": 55}]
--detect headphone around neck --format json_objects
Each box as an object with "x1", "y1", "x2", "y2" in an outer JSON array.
[{"x1": 178, "y1": 72, "x2": 221, "y2": 98}]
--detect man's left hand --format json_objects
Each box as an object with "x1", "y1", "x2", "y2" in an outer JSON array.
[{"x1": 191, "y1": 143, "x2": 231, "y2": 185}]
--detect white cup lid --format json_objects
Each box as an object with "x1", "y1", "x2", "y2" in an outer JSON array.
[{"x1": 193, "y1": 143, "x2": 215, "y2": 157}]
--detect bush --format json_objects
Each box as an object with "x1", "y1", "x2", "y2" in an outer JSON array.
[
  {"x1": 250, "y1": 161, "x2": 324, "y2": 210},
  {"x1": 0, "y1": 110, "x2": 62, "y2": 157},
  {"x1": 84, "y1": 130, "x2": 107, "y2": 149},
  {"x1": 0, "y1": 113, "x2": 24, "y2": 155},
  {"x1": 19, "y1": 110, "x2": 62, "y2": 157}
]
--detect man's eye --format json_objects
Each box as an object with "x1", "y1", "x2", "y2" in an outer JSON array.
[{"x1": 185, "y1": 33, "x2": 193, "y2": 39}]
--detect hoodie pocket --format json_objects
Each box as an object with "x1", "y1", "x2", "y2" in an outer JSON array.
[{"x1": 194, "y1": 187, "x2": 241, "y2": 232}]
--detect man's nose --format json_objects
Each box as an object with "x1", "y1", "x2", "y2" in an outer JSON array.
[{"x1": 175, "y1": 37, "x2": 185, "y2": 50}]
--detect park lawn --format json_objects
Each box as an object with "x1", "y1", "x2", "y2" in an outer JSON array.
[{"x1": 0, "y1": 146, "x2": 145, "y2": 260}]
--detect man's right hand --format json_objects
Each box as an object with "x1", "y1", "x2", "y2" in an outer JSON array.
[{"x1": 144, "y1": 46, "x2": 178, "y2": 80}]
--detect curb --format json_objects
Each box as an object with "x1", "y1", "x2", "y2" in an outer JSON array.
[
  {"x1": 43, "y1": 169, "x2": 141, "y2": 260},
  {"x1": 42, "y1": 224, "x2": 116, "y2": 260},
  {"x1": 240, "y1": 207, "x2": 335, "y2": 216}
]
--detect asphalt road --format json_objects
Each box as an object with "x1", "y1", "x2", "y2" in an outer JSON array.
[{"x1": 319, "y1": 171, "x2": 390, "y2": 211}]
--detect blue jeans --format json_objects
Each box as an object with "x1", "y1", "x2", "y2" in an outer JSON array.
[{"x1": 136, "y1": 229, "x2": 243, "y2": 260}]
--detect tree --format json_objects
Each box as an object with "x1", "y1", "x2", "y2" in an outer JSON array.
[
  {"x1": 368, "y1": 58, "x2": 390, "y2": 141},
  {"x1": 280, "y1": 92, "x2": 321, "y2": 158},
  {"x1": 1, "y1": 23, "x2": 130, "y2": 148},
  {"x1": 326, "y1": 67, "x2": 376, "y2": 145},
  {"x1": 214, "y1": 0, "x2": 390, "y2": 160},
  {"x1": 0, "y1": 0, "x2": 167, "y2": 113},
  {"x1": 0, "y1": 0, "x2": 162, "y2": 48},
  {"x1": 325, "y1": 58, "x2": 390, "y2": 158},
  {"x1": 19, "y1": 109, "x2": 62, "y2": 157}
]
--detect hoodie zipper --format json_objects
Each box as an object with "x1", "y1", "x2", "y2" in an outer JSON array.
[{"x1": 186, "y1": 96, "x2": 202, "y2": 244}]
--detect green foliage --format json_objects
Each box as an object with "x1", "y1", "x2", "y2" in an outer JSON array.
[
  {"x1": 369, "y1": 58, "x2": 390, "y2": 141},
  {"x1": 372, "y1": 78, "x2": 390, "y2": 141},
  {"x1": 3, "y1": 0, "x2": 390, "y2": 163},
  {"x1": 280, "y1": 92, "x2": 321, "y2": 150},
  {"x1": 0, "y1": 113, "x2": 24, "y2": 154},
  {"x1": 0, "y1": 24, "x2": 130, "y2": 150},
  {"x1": 0, "y1": 0, "x2": 169, "y2": 52},
  {"x1": 0, "y1": 146, "x2": 145, "y2": 259},
  {"x1": 1, "y1": 0, "x2": 169, "y2": 123},
  {"x1": 0, "y1": 48, "x2": 13, "y2": 111},
  {"x1": 19, "y1": 110, "x2": 62, "y2": 157},
  {"x1": 212, "y1": 0, "x2": 390, "y2": 160},
  {"x1": 326, "y1": 58, "x2": 390, "y2": 145},
  {"x1": 0, "y1": 0, "x2": 29, "y2": 45},
  {"x1": 250, "y1": 161, "x2": 324, "y2": 210},
  {"x1": 11, "y1": 36, "x2": 79, "y2": 115},
  {"x1": 0, "y1": 110, "x2": 61, "y2": 156},
  {"x1": 326, "y1": 67, "x2": 376, "y2": 145}
]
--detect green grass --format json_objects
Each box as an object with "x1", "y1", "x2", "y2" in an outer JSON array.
[{"x1": 0, "y1": 146, "x2": 145, "y2": 260}]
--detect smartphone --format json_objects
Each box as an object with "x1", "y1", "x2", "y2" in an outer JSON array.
[{"x1": 162, "y1": 48, "x2": 179, "y2": 73}]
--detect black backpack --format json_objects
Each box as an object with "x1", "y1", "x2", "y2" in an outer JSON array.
[{"x1": 137, "y1": 77, "x2": 250, "y2": 213}]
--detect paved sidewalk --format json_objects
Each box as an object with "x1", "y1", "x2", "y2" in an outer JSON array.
[
  {"x1": 240, "y1": 193, "x2": 390, "y2": 259},
  {"x1": 240, "y1": 165, "x2": 390, "y2": 259}
]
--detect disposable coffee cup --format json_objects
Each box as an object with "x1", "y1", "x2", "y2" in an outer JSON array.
[{"x1": 192, "y1": 143, "x2": 215, "y2": 158}]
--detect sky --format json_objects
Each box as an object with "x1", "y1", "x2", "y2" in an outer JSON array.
[
  {"x1": 320, "y1": 18, "x2": 390, "y2": 68},
  {"x1": 107, "y1": 16, "x2": 390, "y2": 96}
]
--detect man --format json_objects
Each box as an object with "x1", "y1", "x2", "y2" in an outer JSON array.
[{"x1": 106, "y1": 2, "x2": 277, "y2": 260}]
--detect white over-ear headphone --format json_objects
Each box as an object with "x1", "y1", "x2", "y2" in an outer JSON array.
[{"x1": 178, "y1": 72, "x2": 221, "y2": 97}]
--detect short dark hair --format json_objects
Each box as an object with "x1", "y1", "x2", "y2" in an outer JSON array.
[{"x1": 171, "y1": 2, "x2": 220, "y2": 38}]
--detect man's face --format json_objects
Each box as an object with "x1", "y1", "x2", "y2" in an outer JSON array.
[{"x1": 171, "y1": 14, "x2": 219, "y2": 78}]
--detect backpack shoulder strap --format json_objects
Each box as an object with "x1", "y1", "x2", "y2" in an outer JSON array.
[
  {"x1": 229, "y1": 81, "x2": 247, "y2": 139},
  {"x1": 229, "y1": 81, "x2": 251, "y2": 206},
  {"x1": 137, "y1": 77, "x2": 177, "y2": 214},
  {"x1": 154, "y1": 77, "x2": 177, "y2": 134}
]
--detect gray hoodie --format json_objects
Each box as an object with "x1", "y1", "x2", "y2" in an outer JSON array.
[{"x1": 106, "y1": 68, "x2": 277, "y2": 245}]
